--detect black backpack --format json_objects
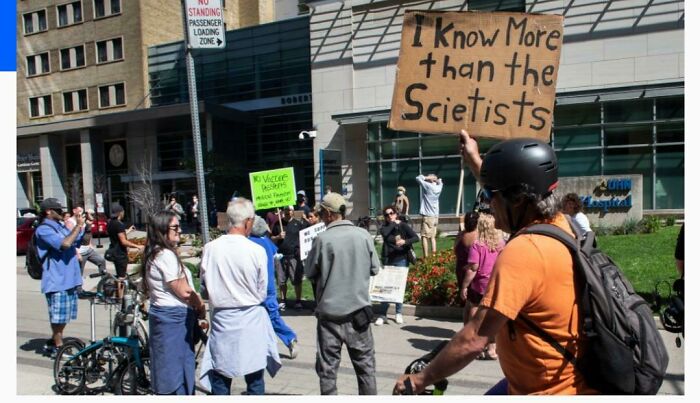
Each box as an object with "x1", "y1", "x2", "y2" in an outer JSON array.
[
  {"x1": 25, "y1": 223, "x2": 57, "y2": 280},
  {"x1": 517, "y1": 220, "x2": 669, "y2": 395}
]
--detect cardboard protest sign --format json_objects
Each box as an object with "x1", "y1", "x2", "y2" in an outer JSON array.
[
  {"x1": 249, "y1": 167, "x2": 297, "y2": 210},
  {"x1": 299, "y1": 223, "x2": 326, "y2": 260},
  {"x1": 369, "y1": 265, "x2": 409, "y2": 304},
  {"x1": 389, "y1": 11, "x2": 564, "y2": 141}
]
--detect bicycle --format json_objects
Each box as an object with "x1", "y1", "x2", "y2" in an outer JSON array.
[
  {"x1": 53, "y1": 272, "x2": 151, "y2": 395},
  {"x1": 356, "y1": 207, "x2": 383, "y2": 241}
]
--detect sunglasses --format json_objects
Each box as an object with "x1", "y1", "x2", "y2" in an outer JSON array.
[
  {"x1": 481, "y1": 188, "x2": 499, "y2": 202},
  {"x1": 384, "y1": 211, "x2": 396, "y2": 217},
  {"x1": 168, "y1": 224, "x2": 181, "y2": 231}
]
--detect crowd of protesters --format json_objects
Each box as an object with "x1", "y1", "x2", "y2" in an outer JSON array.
[{"x1": 32, "y1": 127, "x2": 679, "y2": 395}]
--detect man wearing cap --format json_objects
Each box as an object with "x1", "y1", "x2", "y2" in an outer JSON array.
[
  {"x1": 304, "y1": 192, "x2": 381, "y2": 395},
  {"x1": 393, "y1": 130, "x2": 598, "y2": 395},
  {"x1": 35, "y1": 197, "x2": 85, "y2": 358},
  {"x1": 416, "y1": 174, "x2": 443, "y2": 257}
]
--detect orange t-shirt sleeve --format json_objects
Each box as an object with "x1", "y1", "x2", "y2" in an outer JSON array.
[{"x1": 481, "y1": 236, "x2": 545, "y2": 320}]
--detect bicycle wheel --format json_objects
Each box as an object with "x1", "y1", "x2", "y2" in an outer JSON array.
[
  {"x1": 114, "y1": 357, "x2": 152, "y2": 395},
  {"x1": 53, "y1": 339, "x2": 86, "y2": 395}
]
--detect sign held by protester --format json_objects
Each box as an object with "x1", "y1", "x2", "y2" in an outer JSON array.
[
  {"x1": 299, "y1": 223, "x2": 327, "y2": 260},
  {"x1": 249, "y1": 167, "x2": 297, "y2": 211},
  {"x1": 389, "y1": 11, "x2": 564, "y2": 141},
  {"x1": 369, "y1": 266, "x2": 409, "y2": 304}
]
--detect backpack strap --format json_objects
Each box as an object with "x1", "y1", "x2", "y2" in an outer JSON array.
[
  {"x1": 517, "y1": 314, "x2": 578, "y2": 366},
  {"x1": 513, "y1": 219, "x2": 595, "y2": 367}
]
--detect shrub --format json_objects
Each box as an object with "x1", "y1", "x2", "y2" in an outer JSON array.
[
  {"x1": 405, "y1": 249, "x2": 460, "y2": 306},
  {"x1": 183, "y1": 261, "x2": 199, "y2": 277},
  {"x1": 613, "y1": 218, "x2": 640, "y2": 235},
  {"x1": 640, "y1": 215, "x2": 661, "y2": 234},
  {"x1": 665, "y1": 216, "x2": 677, "y2": 227}
]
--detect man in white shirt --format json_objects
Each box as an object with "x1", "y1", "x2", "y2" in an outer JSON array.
[
  {"x1": 198, "y1": 197, "x2": 281, "y2": 395},
  {"x1": 416, "y1": 174, "x2": 444, "y2": 257}
]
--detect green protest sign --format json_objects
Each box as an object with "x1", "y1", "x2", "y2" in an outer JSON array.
[{"x1": 249, "y1": 167, "x2": 297, "y2": 210}]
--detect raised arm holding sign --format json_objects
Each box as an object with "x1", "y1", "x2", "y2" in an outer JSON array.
[{"x1": 389, "y1": 11, "x2": 564, "y2": 141}]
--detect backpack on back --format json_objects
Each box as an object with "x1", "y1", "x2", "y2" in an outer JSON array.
[
  {"x1": 518, "y1": 220, "x2": 669, "y2": 395},
  {"x1": 25, "y1": 223, "x2": 56, "y2": 280}
]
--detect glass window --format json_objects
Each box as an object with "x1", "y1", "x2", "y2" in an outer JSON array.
[
  {"x1": 380, "y1": 139, "x2": 419, "y2": 159},
  {"x1": 656, "y1": 96, "x2": 683, "y2": 120},
  {"x1": 655, "y1": 145, "x2": 684, "y2": 209},
  {"x1": 96, "y1": 37, "x2": 123, "y2": 63},
  {"x1": 63, "y1": 89, "x2": 88, "y2": 113},
  {"x1": 57, "y1": 2, "x2": 82, "y2": 27},
  {"x1": 98, "y1": 83, "x2": 126, "y2": 108},
  {"x1": 604, "y1": 147, "x2": 652, "y2": 209},
  {"x1": 60, "y1": 45, "x2": 86, "y2": 70},
  {"x1": 26, "y1": 53, "x2": 50, "y2": 76},
  {"x1": 554, "y1": 103, "x2": 600, "y2": 126},
  {"x1": 604, "y1": 99, "x2": 653, "y2": 123},
  {"x1": 554, "y1": 127, "x2": 600, "y2": 149},
  {"x1": 94, "y1": 0, "x2": 120, "y2": 18},
  {"x1": 657, "y1": 123, "x2": 683, "y2": 144},
  {"x1": 29, "y1": 95, "x2": 53, "y2": 118},
  {"x1": 605, "y1": 125, "x2": 652, "y2": 146},
  {"x1": 556, "y1": 149, "x2": 601, "y2": 177},
  {"x1": 23, "y1": 10, "x2": 48, "y2": 34},
  {"x1": 421, "y1": 135, "x2": 459, "y2": 157}
]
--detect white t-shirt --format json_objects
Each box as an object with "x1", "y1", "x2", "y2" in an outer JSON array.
[
  {"x1": 147, "y1": 249, "x2": 194, "y2": 308},
  {"x1": 200, "y1": 234, "x2": 268, "y2": 309},
  {"x1": 573, "y1": 212, "x2": 592, "y2": 233}
]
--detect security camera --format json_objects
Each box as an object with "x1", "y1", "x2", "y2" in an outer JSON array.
[{"x1": 299, "y1": 130, "x2": 317, "y2": 140}]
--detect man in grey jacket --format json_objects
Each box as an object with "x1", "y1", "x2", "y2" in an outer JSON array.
[{"x1": 304, "y1": 192, "x2": 381, "y2": 395}]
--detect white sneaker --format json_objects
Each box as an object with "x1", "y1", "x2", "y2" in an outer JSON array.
[
  {"x1": 288, "y1": 339, "x2": 298, "y2": 359},
  {"x1": 395, "y1": 314, "x2": 404, "y2": 324},
  {"x1": 374, "y1": 317, "x2": 385, "y2": 326}
]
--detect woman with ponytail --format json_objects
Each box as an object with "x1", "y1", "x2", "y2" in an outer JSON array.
[{"x1": 141, "y1": 211, "x2": 206, "y2": 395}]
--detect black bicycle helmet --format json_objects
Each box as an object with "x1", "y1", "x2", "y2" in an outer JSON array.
[{"x1": 480, "y1": 138, "x2": 559, "y2": 197}]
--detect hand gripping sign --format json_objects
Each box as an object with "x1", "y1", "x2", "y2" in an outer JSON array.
[{"x1": 389, "y1": 11, "x2": 564, "y2": 141}]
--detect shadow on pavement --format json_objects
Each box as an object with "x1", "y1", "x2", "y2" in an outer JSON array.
[
  {"x1": 400, "y1": 325, "x2": 456, "y2": 339},
  {"x1": 19, "y1": 338, "x2": 48, "y2": 356},
  {"x1": 407, "y1": 337, "x2": 451, "y2": 353}
]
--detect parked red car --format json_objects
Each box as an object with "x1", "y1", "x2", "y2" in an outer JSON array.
[
  {"x1": 17, "y1": 217, "x2": 37, "y2": 255},
  {"x1": 90, "y1": 213, "x2": 108, "y2": 237}
]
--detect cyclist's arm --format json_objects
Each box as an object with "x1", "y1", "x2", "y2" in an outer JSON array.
[
  {"x1": 395, "y1": 306, "x2": 507, "y2": 394},
  {"x1": 118, "y1": 232, "x2": 142, "y2": 249}
]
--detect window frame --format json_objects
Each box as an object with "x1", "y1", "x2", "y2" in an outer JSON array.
[
  {"x1": 95, "y1": 36, "x2": 125, "y2": 64},
  {"x1": 98, "y1": 82, "x2": 127, "y2": 109},
  {"x1": 93, "y1": 0, "x2": 122, "y2": 19},
  {"x1": 62, "y1": 88, "x2": 89, "y2": 114},
  {"x1": 56, "y1": 0, "x2": 84, "y2": 28},
  {"x1": 59, "y1": 44, "x2": 87, "y2": 71},
  {"x1": 22, "y1": 9, "x2": 49, "y2": 36},
  {"x1": 28, "y1": 94, "x2": 54, "y2": 118},
  {"x1": 25, "y1": 51, "x2": 51, "y2": 77}
]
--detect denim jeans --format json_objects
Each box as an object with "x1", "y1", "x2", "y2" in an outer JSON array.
[
  {"x1": 485, "y1": 378, "x2": 508, "y2": 395},
  {"x1": 208, "y1": 369, "x2": 265, "y2": 395}
]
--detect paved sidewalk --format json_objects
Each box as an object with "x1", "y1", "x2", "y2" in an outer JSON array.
[{"x1": 16, "y1": 245, "x2": 685, "y2": 395}]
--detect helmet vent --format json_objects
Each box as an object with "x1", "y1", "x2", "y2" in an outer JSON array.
[
  {"x1": 540, "y1": 161, "x2": 556, "y2": 172},
  {"x1": 523, "y1": 143, "x2": 539, "y2": 149}
]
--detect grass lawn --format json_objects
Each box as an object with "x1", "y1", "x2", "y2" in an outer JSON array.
[{"x1": 194, "y1": 226, "x2": 682, "y2": 306}]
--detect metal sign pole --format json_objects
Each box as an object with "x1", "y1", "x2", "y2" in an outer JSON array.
[{"x1": 181, "y1": 0, "x2": 210, "y2": 244}]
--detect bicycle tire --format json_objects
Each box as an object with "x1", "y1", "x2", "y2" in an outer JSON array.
[
  {"x1": 114, "y1": 357, "x2": 152, "y2": 395},
  {"x1": 53, "y1": 339, "x2": 87, "y2": 395}
]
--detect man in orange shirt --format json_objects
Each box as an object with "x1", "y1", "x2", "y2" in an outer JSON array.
[{"x1": 394, "y1": 130, "x2": 597, "y2": 395}]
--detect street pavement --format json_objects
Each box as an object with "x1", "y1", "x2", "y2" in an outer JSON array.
[{"x1": 15, "y1": 240, "x2": 685, "y2": 395}]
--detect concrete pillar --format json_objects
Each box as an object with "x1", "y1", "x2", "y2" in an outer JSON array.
[
  {"x1": 39, "y1": 134, "x2": 67, "y2": 207},
  {"x1": 16, "y1": 174, "x2": 31, "y2": 209},
  {"x1": 80, "y1": 129, "x2": 95, "y2": 210}
]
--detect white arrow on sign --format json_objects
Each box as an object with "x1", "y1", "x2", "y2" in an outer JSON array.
[{"x1": 185, "y1": 0, "x2": 226, "y2": 49}]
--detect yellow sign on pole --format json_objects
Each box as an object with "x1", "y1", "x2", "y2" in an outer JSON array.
[{"x1": 249, "y1": 167, "x2": 297, "y2": 211}]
